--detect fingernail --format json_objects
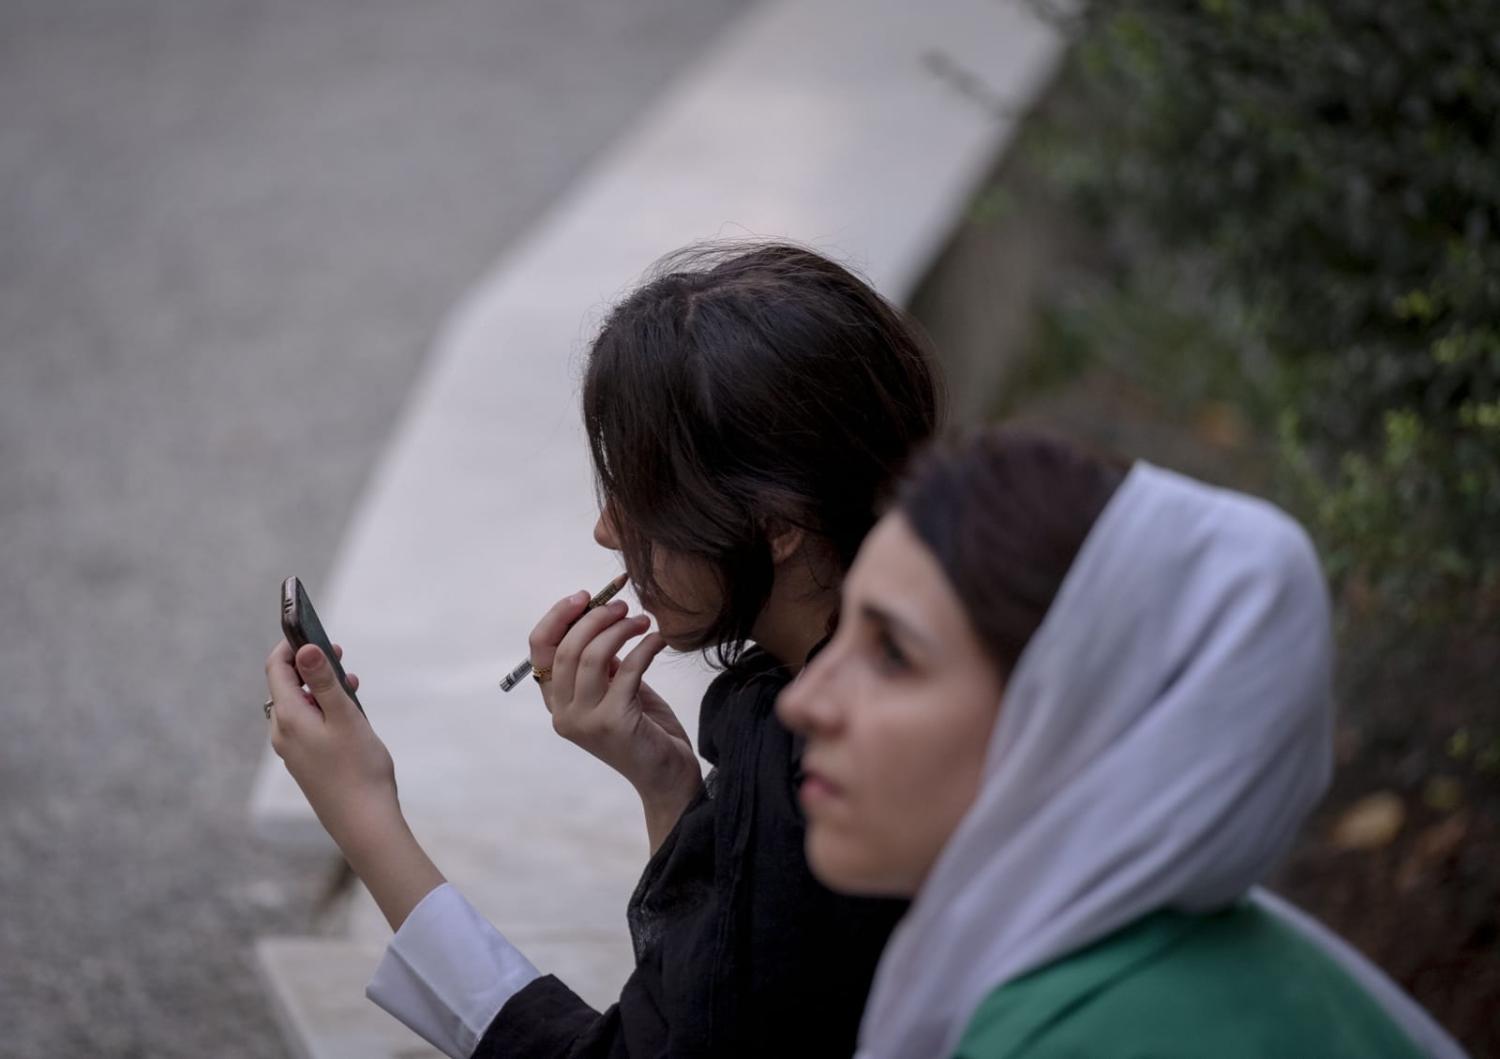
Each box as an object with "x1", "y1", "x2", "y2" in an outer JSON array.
[
  {"x1": 574, "y1": 590, "x2": 589, "y2": 603},
  {"x1": 303, "y1": 650, "x2": 324, "y2": 670}
]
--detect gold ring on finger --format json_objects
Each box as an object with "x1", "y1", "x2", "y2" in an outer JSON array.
[{"x1": 532, "y1": 664, "x2": 553, "y2": 684}]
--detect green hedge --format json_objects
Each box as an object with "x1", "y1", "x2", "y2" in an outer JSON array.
[{"x1": 1044, "y1": 0, "x2": 1500, "y2": 619}]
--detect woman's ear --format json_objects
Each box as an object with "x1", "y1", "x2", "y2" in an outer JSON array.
[{"x1": 768, "y1": 523, "x2": 806, "y2": 566}]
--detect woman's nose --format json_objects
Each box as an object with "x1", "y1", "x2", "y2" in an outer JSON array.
[
  {"x1": 777, "y1": 652, "x2": 839, "y2": 735},
  {"x1": 594, "y1": 508, "x2": 620, "y2": 550}
]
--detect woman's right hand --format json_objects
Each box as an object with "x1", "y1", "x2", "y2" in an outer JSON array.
[{"x1": 529, "y1": 592, "x2": 703, "y2": 843}]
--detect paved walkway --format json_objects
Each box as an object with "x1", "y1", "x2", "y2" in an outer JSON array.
[
  {"x1": 0, "y1": 2, "x2": 746, "y2": 1056},
  {"x1": 245, "y1": 1, "x2": 1066, "y2": 1055}
]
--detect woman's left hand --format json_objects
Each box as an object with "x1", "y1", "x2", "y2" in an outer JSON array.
[{"x1": 265, "y1": 639, "x2": 400, "y2": 852}]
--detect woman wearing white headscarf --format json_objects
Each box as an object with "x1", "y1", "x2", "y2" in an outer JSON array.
[{"x1": 777, "y1": 428, "x2": 1466, "y2": 1058}]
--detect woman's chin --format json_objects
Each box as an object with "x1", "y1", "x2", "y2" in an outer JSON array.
[
  {"x1": 649, "y1": 618, "x2": 710, "y2": 654},
  {"x1": 806, "y1": 832, "x2": 912, "y2": 899},
  {"x1": 655, "y1": 630, "x2": 693, "y2": 653}
]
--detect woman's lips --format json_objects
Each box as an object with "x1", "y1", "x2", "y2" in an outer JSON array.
[{"x1": 798, "y1": 769, "x2": 844, "y2": 808}]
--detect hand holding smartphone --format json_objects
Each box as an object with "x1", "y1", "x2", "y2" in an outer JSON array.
[{"x1": 281, "y1": 576, "x2": 364, "y2": 715}]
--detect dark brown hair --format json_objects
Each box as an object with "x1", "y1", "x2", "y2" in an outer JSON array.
[
  {"x1": 583, "y1": 243, "x2": 943, "y2": 668},
  {"x1": 894, "y1": 427, "x2": 1126, "y2": 675}
]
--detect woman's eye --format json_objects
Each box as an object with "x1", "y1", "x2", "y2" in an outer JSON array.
[{"x1": 875, "y1": 628, "x2": 909, "y2": 672}]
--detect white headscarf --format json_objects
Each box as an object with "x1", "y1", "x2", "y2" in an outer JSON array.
[{"x1": 855, "y1": 462, "x2": 1465, "y2": 1059}]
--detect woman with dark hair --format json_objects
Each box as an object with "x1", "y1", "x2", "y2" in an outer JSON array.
[
  {"x1": 778, "y1": 427, "x2": 1464, "y2": 1058},
  {"x1": 264, "y1": 244, "x2": 940, "y2": 1057}
]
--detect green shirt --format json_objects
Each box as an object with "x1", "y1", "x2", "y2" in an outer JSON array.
[{"x1": 953, "y1": 904, "x2": 1425, "y2": 1058}]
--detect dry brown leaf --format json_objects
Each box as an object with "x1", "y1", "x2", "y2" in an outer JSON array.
[{"x1": 1331, "y1": 791, "x2": 1406, "y2": 851}]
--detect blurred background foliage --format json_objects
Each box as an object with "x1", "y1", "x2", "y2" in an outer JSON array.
[{"x1": 1025, "y1": 0, "x2": 1500, "y2": 624}]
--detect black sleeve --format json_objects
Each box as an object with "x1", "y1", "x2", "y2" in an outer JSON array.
[
  {"x1": 472, "y1": 977, "x2": 605, "y2": 1059},
  {"x1": 473, "y1": 971, "x2": 666, "y2": 1059}
]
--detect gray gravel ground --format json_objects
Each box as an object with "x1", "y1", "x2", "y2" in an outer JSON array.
[{"x1": 0, "y1": 1, "x2": 744, "y2": 1054}]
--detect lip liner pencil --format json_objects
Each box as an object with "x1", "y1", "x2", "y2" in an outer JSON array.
[{"x1": 499, "y1": 573, "x2": 630, "y2": 692}]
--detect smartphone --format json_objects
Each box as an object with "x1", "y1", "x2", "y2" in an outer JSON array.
[{"x1": 281, "y1": 576, "x2": 364, "y2": 715}]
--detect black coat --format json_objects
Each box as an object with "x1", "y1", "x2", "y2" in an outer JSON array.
[{"x1": 476, "y1": 647, "x2": 908, "y2": 1058}]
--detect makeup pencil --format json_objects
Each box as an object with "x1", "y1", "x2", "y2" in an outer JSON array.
[{"x1": 499, "y1": 572, "x2": 630, "y2": 691}]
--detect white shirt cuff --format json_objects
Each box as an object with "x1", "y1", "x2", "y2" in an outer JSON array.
[{"x1": 365, "y1": 882, "x2": 542, "y2": 1059}]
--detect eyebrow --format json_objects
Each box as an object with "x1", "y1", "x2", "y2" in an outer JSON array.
[{"x1": 857, "y1": 601, "x2": 936, "y2": 654}]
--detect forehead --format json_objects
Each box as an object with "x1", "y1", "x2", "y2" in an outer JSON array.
[{"x1": 847, "y1": 514, "x2": 972, "y2": 645}]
